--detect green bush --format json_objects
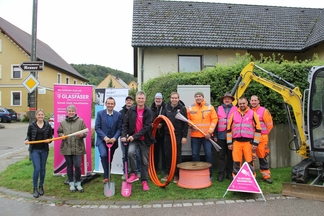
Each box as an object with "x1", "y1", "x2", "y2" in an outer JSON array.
[{"x1": 142, "y1": 54, "x2": 324, "y2": 124}]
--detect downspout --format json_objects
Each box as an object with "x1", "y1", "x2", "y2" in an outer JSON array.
[{"x1": 140, "y1": 47, "x2": 145, "y2": 91}]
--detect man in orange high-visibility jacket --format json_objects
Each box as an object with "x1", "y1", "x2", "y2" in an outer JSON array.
[
  {"x1": 227, "y1": 97, "x2": 262, "y2": 177},
  {"x1": 250, "y1": 95, "x2": 273, "y2": 184},
  {"x1": 187, "y1": 91, "x2": 218, "y2": 179}
]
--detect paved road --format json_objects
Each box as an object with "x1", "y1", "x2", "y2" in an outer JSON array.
[
  {"x1": 0, "y1": 122, "x2": 30, "y2": 172},
  {"x1": 1, "y1": 122, "x2": 324, "y2": 215}
]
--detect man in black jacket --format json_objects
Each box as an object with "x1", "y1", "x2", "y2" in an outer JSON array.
[
  {"x1": 151, "y1": 92, "x2": 166, "y2": 176},
  {"x1": 121, "y1": 91, "x2": 156, "y2": 191},
  {"x1": 161, "y1": 92, "x2": 188, "y2": 183},
  {"x1": 119, "y1": 96, "x2": 141, "y2": 179}
]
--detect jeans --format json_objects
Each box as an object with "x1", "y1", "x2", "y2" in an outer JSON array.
[
  {"x1": 128, "y1": 140, "x2": 149, "y2": 181},
  {"x1": 64, "y1": 155, "x2": 82, "y2": 182},
  {"x1": 191, "y1": 137, "x2": 213, "y2": 176},
  {"x1": 30, "y1": 149, "x2": 48, "y2": 188},
  {"x1": 121, "y1": 143, "x2": 141, "y2": 174}
]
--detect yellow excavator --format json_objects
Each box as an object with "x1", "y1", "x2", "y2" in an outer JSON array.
[{"x1": 230, "y1": 62, "x2": 324, "y2": 200}]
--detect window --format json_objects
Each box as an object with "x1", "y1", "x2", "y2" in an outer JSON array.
[
  {"x1": 66, "y1": 76, "x2": 69, "y2": 84},
  {"x1": 11, "y1": 91, "x2": 21, "y2": 106},
  {"x1": 57, "y1": 73, "x2": 61, "y2": 83},
  {"x1": 74, "y1": 79, "x2": 77, "y2": 84},
  {"x1": 12, "y1": 65, "x2": 22, "y2": 79},
  {"x1": 178, "y1": 55, "x2": 202, "y2": 72}
]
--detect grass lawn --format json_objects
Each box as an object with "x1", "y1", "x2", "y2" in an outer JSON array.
[{"x1": 0, "y1": 147, "x2": 292, "y2": 204}]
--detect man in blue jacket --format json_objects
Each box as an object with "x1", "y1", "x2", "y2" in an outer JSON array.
[{"x1": 95, "y1": 97, "x2": 122, "y2": 183}]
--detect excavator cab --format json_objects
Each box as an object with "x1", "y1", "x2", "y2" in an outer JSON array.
[{"x1": 307, "y1": 66, "x2": 324, "y2": 163}]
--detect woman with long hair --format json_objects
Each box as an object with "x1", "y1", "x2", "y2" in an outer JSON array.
[{"x1": 24, "y1": 109, "x2": 52, "y2": 198}]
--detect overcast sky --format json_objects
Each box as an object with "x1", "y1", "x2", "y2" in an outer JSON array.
[{"x1": 1, "y1": 0, "x2": 324, "y2": 75}]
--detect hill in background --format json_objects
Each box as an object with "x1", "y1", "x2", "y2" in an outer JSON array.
[{"x1": 71, "y1": 64, "x2": 137, "y2": 86}]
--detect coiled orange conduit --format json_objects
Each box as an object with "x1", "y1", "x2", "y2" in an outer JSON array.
[{"x1": 149, "y1": 115, "x2": 177, "y2": 187}]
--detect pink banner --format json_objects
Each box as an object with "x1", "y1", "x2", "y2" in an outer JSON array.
[{"x1": 53, "y1": 84, "x2": 92, "y2": 175}]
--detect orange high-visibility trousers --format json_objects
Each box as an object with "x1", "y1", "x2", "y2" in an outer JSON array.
[
  {"x1": 232, "y1": 140, "x2": 255, "y2": 177},
  {"x1": 255, "y1": 134, "x2": 271, "y2": 179}
]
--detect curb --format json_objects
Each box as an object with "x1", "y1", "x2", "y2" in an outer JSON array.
[{"x1": 0, "y1": 186, "x2": 295, "y2": 209}]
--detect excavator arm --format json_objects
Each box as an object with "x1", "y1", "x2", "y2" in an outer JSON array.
[{"x1": 230, "y1": 62, "x2": 309, "y2": 158}]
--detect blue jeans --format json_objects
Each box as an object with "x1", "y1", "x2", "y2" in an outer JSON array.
[
  {"x1": 30, "y1": 149, "x2": 48, "y2": 188},
  {"x1": 191, "y1": 137, "x2": 213, "y2": 176},
  {"x1": 128, "y1": 140, "x2": 149, "y2": 181}
]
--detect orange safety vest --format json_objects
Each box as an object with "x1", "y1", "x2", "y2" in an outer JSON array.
[{"x1": 187, "y1": 99, "x2": 218, "y2": 138}]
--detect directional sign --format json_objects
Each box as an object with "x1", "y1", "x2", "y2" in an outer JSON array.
[
  {"x1": 22, "y1": 74, "x2": 40, "y2": 93},
  {"x1": 20, "y1": 61, "x2": 44, "y2": 71}
]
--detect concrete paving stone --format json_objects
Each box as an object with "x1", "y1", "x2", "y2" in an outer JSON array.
[
  {"x1": 120, "y1": 205, "x2": 131, "y2": 209},
  {"x1": 183, "y1": 203, "x2": 193, "y2": 207},
  {"x1": 115, "y1": 200, "x2": 141, "y2": 205},
  {"x1": 152, "y1": 204, "x2": 162, "y2": 208},
  {"x1": 235, "y1": 200, "x2": 245, "y2": 203},
  {"x1": 143, "y1": 204, "x2": 152, "y2": 208},
  {"x1": 173, "y1": 203, "x2": 183, "y2": 207},
  {"x1": 204, "y1": 201, "x2": 215, "y2": 205},
  {"x1": 98, "y1": 205, "x2": 109, "y2": 209},
  {"x1": 96, "y1": 200, "x2": 115, "y2": 205},
  {"x1": 193, "y1": 202, "x2": 204, "y2": 206},
  {"x1": 72, "y1": 205, "x2": 82, "y2": 208},
  {"x1": 131, "y1": 205, "x2": 142, "y2": 208},
  {"x1": 225, "y1": 200, "x2": 235, "y2": 204},
  {"x1": 89, "y1": 205, "x2": 99, "y2": 208},
  {"x1": 109, "y1": 205, "x2": 120, "y2": 209},
  {"x1": 81, "y1": 205, "x2": 91, "y2": 208},
  {"x1": 246, "y1": 199, "x2": 256, "y2": 202},
  {"x1": 162, "y1": 203, "x2": 173, "y2": 207}
]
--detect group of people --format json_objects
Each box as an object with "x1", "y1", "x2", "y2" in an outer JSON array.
[{"x1": 24, "y1": 90, "x2": 273, "y2": 198}]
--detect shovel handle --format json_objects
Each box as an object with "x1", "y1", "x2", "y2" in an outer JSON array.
[{"x1": 106, "y1": 143, "x2": 114, "y2": 148}]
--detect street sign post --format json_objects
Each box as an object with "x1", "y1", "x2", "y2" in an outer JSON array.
[{"x1": 20, "y1": 61, "x2": 44, "y2": 71}]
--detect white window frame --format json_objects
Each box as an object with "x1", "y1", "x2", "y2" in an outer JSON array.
[
  {"x1": 11, "y1": 65, "x2": 22, "y2": 79},
  {"x1": 0, "y1": 65, "x2": 2, "y2": 79},
  {"x1": 73, "y1": 79, "x2": 77, "y2": 84},
  {"x1": 0, "y1": 39, "x2": 2, "y2": 52},
  {"x1": 11, "y1": 91, "x2": 22, "y2": 106},
  {"x1": 57, "y1": 73, "x2": 61, "y2": 84},
  {"x1": 66, "y1": 76, "x2": 69, "y2": 84},
  {"x1": 0, "y1": 91, "x2": 2, "y2": 106},
  {"x1": 178, "y1": 55, "x2": 202, "y2": 72}
]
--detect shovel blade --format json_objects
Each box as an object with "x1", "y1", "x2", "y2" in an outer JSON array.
[
  {"x1": 121, "y1": 181, "x2": 132, "y2": 197},
  {"x1": 104, "y1": 182, "x2": 115, "y2": 197}
]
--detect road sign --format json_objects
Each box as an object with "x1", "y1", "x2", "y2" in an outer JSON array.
[
  {"x1": 22, "y1": 74, "x2": 40, "y2": 93},
  {"x1": 20, "y1": 61, "x2": 44, "y2": 71}
]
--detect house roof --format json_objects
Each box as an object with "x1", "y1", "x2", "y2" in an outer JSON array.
[
  {"x1": 114, "y1": 76, "x2": 130, "y2": 89},
  {"x1": 0, "y1": 17, "x2": 88, "y2": 82},
  {"x1": 132, "y1": 0, "x2": 324, "y2": 51}
]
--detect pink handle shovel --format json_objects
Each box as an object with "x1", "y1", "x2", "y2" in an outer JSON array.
[
  {"x1": 104, "y1": 143, "x2": 115, "y2": 197},
  {"x1": 121, "y1": 142, "x2": 132, "y2": 197}
]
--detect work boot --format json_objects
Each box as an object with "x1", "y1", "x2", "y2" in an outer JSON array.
[
  {"x1": 75, "y1": 181, "x2": 84, "y2": 192},
  {"x1": 264, "y1": 178, "x2": 273, "y2": 184},
  {"x1": 69, "y1": 182, "x2": 76, "y2": 192},
  {"x1": 33, "y1": 188, "x2": 39, "y2": 198},
  {"x1": 38, "y1": 186, "x2": 44, "y2": 196},
  {"x1": 217, "y1": 175, "x2": 224, "y2": 182}
]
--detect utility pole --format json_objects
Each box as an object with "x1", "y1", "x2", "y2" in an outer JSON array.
[{"x1": 29, "y1": 0, "x2": 38, "y2": 123}]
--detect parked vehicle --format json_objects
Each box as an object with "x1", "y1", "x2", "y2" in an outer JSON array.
[
  {"x1": 0, "y1": 108, "x2": 17, "y2": 122},
  {"x1": 48, "y1": 114, "x2": 54, "y2": 134}
]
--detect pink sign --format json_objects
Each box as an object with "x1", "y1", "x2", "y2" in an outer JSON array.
[
  {"x1": 227, "y1": 162, "x2": 262, "y2": 193},
  {"x1": 53, "y1": 84, "x2": 92, "y2": 175}
]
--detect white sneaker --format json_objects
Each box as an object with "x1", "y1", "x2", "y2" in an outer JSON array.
[{"x1": 121, "y1": 174, "x2": 126, "y2": 180}]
